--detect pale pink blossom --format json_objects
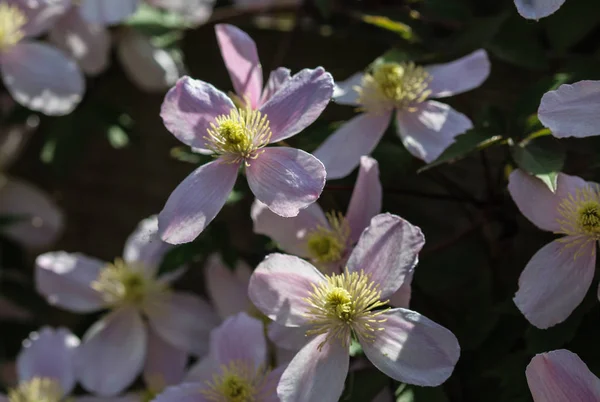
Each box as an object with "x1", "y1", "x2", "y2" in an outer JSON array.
[{"x1": 515, "y1": 0, "x2": 566, "y2": 19}]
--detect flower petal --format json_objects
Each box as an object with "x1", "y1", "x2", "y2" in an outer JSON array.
[
  {"x1": 389, "y1": 270, "x2": 414, "y2": 308},
  {"x1": 332, "y1": 72, "x2": 364, "y2": 106},
  {"x1": 215, "y1": 24, "x2": 262, "y2": 109},
  {"x1": 260, "y1": 67, "x2": 292, "y2": 105},
  {"x1": 345, "y1": 156, "x2": 382, "y2": 244},
  {"x1": 538, "y1": 80, "x2": 600, "y2": 138},
  {"x1": 160, "y1": 76, "x2": 235, "y2": 150},
  {"x1": 76, "y1": 395, "x2": 140, "y2": 402},
  {"x1": 123, "y1": 215, "x2": 172, "y2": 273},
  {"x1": 205, "y1": 254, "x2": 251, "y2": 319},
  {"x1": 152, "y1": 383, "x2": 209, "y2": 402},
  {"x1": 313, "y1": 111, "x2": 391, "y2": 180},
  {"x1": 425, "y1": 50, "x2": 490, "y2": 98},
  {"x1": 360, "y1": 308, "x2": 460, "y2": 386},
  {"x1": 260, "y1": 67, "x2": 334, "y2": 143},
  {"x1": 526, "y1": 349, "x2": 600, "y2": 401},
  {"x1": 268, "y1": 322, "x2": 309, "y2": 351},
  {"x1": 17, "y1": 327, "x2": 80, "y2": 395},
  {"x1": 514, "y1": 238, "x2": 596, "y2": 329},
  {"x1": 515, "y1": 0, "x2": 566, "y2": 19},
  {"x1": 210, "y1": 313, "x2": 267, "y2": 368},
  {"x1": 247, "y1": 147, "x2": 325, "y2": 218},
  {"x1": 35, "y1": 251, "x2": 106, "y2": 313},
  {"x1": 158, "y1": 159, "x2": 239, "y2": 244},
  {"x1": 15, "y1": 0, "x2": 71, "y2": 37},
  {"x1": 79, "y1": 0, "x2": 139, "y2": 25},
  {"x1": 76, "y1": 308, "x2": 147, "y2": 396},
  {"x1": 277, "y1": 333, "x2": 349, "y2": 402},
  {"x1": 347, "y1": 213, "x2": 425, "y2": 299},
  {"x1": 259, "y1": 365, "x2": 286, "y2": 402},
  {"x1": 396, "y1": 100, "x2": 472, "y2": 163},
  {"x1": 249, "y1": 253, "x2": 325, "y2": 326},
  {"x1": 184, "y1": 355, "x2": 217, "y2": 384},
  {"x1": 143, "y1": 326, "x2": 188, "y2": 391}
]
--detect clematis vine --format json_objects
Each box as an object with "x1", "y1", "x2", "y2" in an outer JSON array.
[
  {"x1": 508, "y1": 169, "x2": 600, "y2": 329},
  {"x1": 514, "y1": 0, "x2": 566, "y2": 20},
  {"x1": 35, "y1": 216, "x2": 219, "y2": 396},
  {"x1": 313, "y1": 50, "x2": 490, "y2": 178},
  {"x1": 248, "y1": 213, "x2": 460, "y2": 402}
]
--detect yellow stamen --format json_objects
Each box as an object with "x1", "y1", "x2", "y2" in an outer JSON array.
[
  {"x1": 8, "y1": 377, "x2": 64, "y2": 402},
  {"x1": 202, "y1": 360, "x2": 271, "y2": 402},
  {"x1": 556, "y1": 184, "x2": 600, "y2": 258},
  {"x1": 0, "y1": 3, "x2": 26, "y2": 51},
  {"x1": 305, "y1": 212, "x2": 351, "y2": 265}
]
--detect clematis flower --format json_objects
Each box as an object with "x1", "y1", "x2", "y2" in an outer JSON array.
[
  {"x1": 526, "y1": 349, "x2": 600, "y2": 401},
  {"x1": 508, "y1": 169, "x2": 600, "y2": 329},
  {"x1": 153, "y1": 312, "x2": 286, "y2": 402},
  {"x1": 514, "y1": 0, "x2": 566, "y2": 20},
  {"x1": 158, "y1": 67, "x2": 333, "y2": 244},
  {"x1": 314, "y1": 50, "x2": 490, "y2": 178},
  {"x1": 35, "y1": 216, "x2": 219, "y2": 396},
  {"x1": 248, "y1": 213, "x2": 460, "y2": 402},
  {"x1": 538, "y1": 80, "x2": 600, "y2": 138}
]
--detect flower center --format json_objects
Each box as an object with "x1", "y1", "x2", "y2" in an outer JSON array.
[
  {"x1": 202, "y1": 360, "x2": 269, "y2": 402},
  {"x1": 8, "y1": 378, "x2": 63, "y2": 402},
  {"x1": 205, "y1": 108, "x2": 272, "y2": 165},
  {"x1": 556, "y1": 185, "x2": 600, "y2": 257},
  {"x1": 0, "y1": 3, "x2": 26, "y2": 51},
  {"x1": 305, "y1": 212, "x2": 350, "y2": 264},
  {"x1": 357, "y1": 62, "x2": 431, "y2": 113},
  {"x1": 304, "y1": 270, "x2": 389, "y2": 349}
]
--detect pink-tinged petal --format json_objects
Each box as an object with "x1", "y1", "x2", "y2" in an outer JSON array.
[
  {"x1": 234, "y1": 259, "x2": 252, "y2": 285},
  {"x1": 184, "y1": 355, "x2": 216, "y2": 384},
  {"x1": 76, "y1": 308, "x2": 147, "y2": 396},
  {"x1": 1, "y1": 42, "x2": 84, "y2": 116},
  {"x1": 145, "y1": 292, "x2": 219, "y2": 356},
  {"x1": 277, "y1": 333, "x2": 349, "y2": 402},
  {"x1": 123, "y1": 215, "x2": 172, "y2": 274},
  {"x1": 210, "y1": 313, "x2": 267, "y2": 368},
  {"x1": 508, "y1": 169, "x2": 588, "y2": 232},
  {"x1": 11, "y1": 0, "x2": 70, "y2": 37},
  {"x1": 251, "y1": 199, "x2": 327, "y2": 257},
  {"x1": 17, "y1": 327, "x2": 79, "y2": 395},
  {"x1": 425, "y1": 50, "x2": 490, "y2": 98},
  {"x1": 215, "y1": 24, "x2": 262, "y2": 109},
  {"x1": 35, "y1": 251, "x2": 106, "y2": 313},
  {"x1": 205, "y1": 254, "x2": 251, "y2": 319},
  {"x1": 79, "y1": 0, "x2": 139, "y2": 25},
  {"x1": 396, "y1": 101, "x2": 472, "y2": 163},
  {"x1": 0, "y1": 177, "x2": 63, "y2": 249},
  {"x1": 260, "y1": 67, "x2": 292, "y2": 106},
  {"x1": 313, "y1": 111, "x2": 391, "y2": 180},
  {"x1": 146, "y1": 0, "x2": 215, "y2": 25},
  {"x1": 347, "y1": 213, "x2": 425, "y2": 299},
  {"x1": 345, "y1": 156, "x2": 382, "y2": 243},
  {"x1": 260, "y1": 67, "x2": 334, "y2": 143},
  {"x1": 259, "y1": 365, "x2": 286, "y2": 402},
  {"x1": 247, "y1": 147, "x2": 325, "y2": 218},
  {"x1": 332, "y1": 72, "x2": 364, "y2": 106},
  {"x1": 268, "y1": 322, "x2": 309, "y2": 351},
  {"x1": 514, "y1": 238, "x2": 596, "y2": 329},
  {"x1": 360, "y1": 308, "x2": 460, "y2": 386},
  {"x1": 48, "y1": 7, "x2": 110, "y2": 76},
  {"x1": 515, "y1": 0, "x2": 566, "y2": 19},
  {"x1": 143, "y1": 327, "x2": 187, "y2": 391},
  {"x1": 248, "y1": 253, "x2": 325, "y2": 326},
  {"x1": 76, "y1": 395, "x2": 140, "y2": 402},
  {"x1": 158, "y1": 159, "x2": 239, "y2": 244},
  {"x1": 160, "y1": 76, "x2": 235, "y2": 150},
  {"x1": 389, "y1": 270, "x2": 414, "y2": 308},
  {"x1": 526, "y1": 349, "x2": 600, "y2": 402},
  {"x1": 538, "y1": 80, "x2": 600, "y2": 138},
  {"x1": 152, "y1": 383, "x2": 209, "y2": 402}
]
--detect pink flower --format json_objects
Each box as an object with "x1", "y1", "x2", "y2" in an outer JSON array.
[
  {"x1": 526, "y1": 349, "x2": 600, "y2": 401},
  {"x1": 0, "y1": 0, "x2": 85, "y2": 115},
  {"x1": 515, "y1": 0, "x2": 566, "y2": 19},
  {"x1": 35, "y1": 216, "x2": 219, "y2": 396},
  {"x1": 314, "y1": 50, "x2": 490, "y2": 178},
  {"x1": 158, "y1": 67, "x2": 333, "y2": 244},
  {"x1": 153, "y1": 313, "x2": 286, "y2": 402},
  {"x1": 204, "y1": 253, "x2": 253, "y2": 319},
  {"x1": 508, "y1": 169, "x2": 600, "y2": 329},
  {"x1": 248, "y1": 213, "x2": 460, "y2": 402}
]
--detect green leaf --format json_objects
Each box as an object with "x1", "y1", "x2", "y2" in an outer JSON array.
[
  {"x1": 362, "y1": 15, "x2": 417, "y2": 42},
  {"x1": 396, "y1": 384, "x2": 450, "y2": 402},
  {"x1": 489, "y1": 15, "x2": 547, "y2": 70},
  {"x1": 546, "y1": 0, "x2": 600, "y2": 51},
  {"x1": 349, "y1": 338, "x2": 363, "y2": 357},
  {"x1": 443, "y1": 12, "x2": 508, "y2": 53},
  {"x1": 107, "y1": 125, "x2": 130, "y2": 149},
  {"x1": 126, "y1": 3, "x2": 190, "y2": 31},
  {"x1": 511, "y1": 137, "x2": 565, "y2": 192}
]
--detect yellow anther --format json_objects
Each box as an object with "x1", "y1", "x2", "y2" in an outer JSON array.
[
  {"x1": 556, "y1": 184, "x2": 600, "y2": 258},
  {"x1": 8, "y1": 378, "x2": 63, "y2": 402},
  {"x1": 305, "y1": 212, "x2": 350, "y2": 265},
  {"x1": 0, "y1": 3, "x2": 26, "y2": 51},
  {"x1": 202, "y1": 360, "x2": 270, "y2": 402}
]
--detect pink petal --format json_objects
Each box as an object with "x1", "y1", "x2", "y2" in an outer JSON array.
[
  {"x1": 123, "y1": 215, "x2": 172, "y2": 274},
  {"x1": 144, "y1": 292, "x2": 219, "y2": 356},
  {"x1": 259, "y1": 67, "x2": 334, "y2": 143},
  {"x1": 260, "y1": 67, "x2": 292, "y2": 106},
  {"x1": 425, "y1": 50, "x2": 490, "y2": 98},
  {"x1": 248, "y1": 253, "x2": 325, "y2": 326},
  {"x1": 152, "y1": 383, "x2": 209, "y2": 402},
  {"x1": 17, "y1": 327, "x2": 80, "y2": 395},
  {"x1": 158, "y1": 159, "x2": 239, "y2": 244},
  {"x1": 76, "y1": 395, "x2": 140, "y2": 402},
  {"x1": 15, "y1": 0, "x2": 71, "y2": 37},
  {"x1": 268, "y1": 322, "x2": 309, "y2": 351},
  {"x1": 259, "y1": 365, "x2": 286, "y2": 402},
  {"x1": 160, "y1": 76, "x2": 235, "y2": 150},
  {"x1": 1, "y1": 41, "x2": 84, "y2": 116},
  {"x1": 184, "y1": 355, "x2": 216, "y2": 384},
  {"x1": 210, "y1": 313, "x2": 267, "y2": 368},
  {"x1": 508, "y1": 169, "x2": 588, "y2": 232},
  {"x1": 332, "y1": 72, "x2": 364, "y2": 106},
  {"x1": 389, "y1": 270, "x2": 414, "y2": 308},
  {"x1": 205, "y1": 254, "x2": 251, "y2": 319},
  {"x1": 313, "y1": 111, "x2": 391, "y2": 180},
  {"x1": 215, "y1": 24, "x2": 262, "y2": 109},
  {"x1": 277, "y1": 333, "x2": 349, "y2": 402},
  {"x1": 515, "y1": 0, "x2": 566, "y2": 19},
  {"x1": 347, "y1": 213, "x2": 425, "y2": 299},
  {"x1": 143, "y1": 326, "x2": 188, "y2": 391},
  {"x1": 526, "y1": 349, "x2": 600, "y2": 401},
  {"x1": 396, "y1": 100, "x2": 472, "y2": 163},
  {"x1": 514, "y1": 238, "x2": 596, "y2": 329},
  {"x1": 79, "y1": 0, "x2": 139, "y2": 25},
  {"x1": 76, "y1": 308, "x2": 147, "y2": 396},
  {"x1": 251, "y1": 199, "x2": 328, "y2": 258},
  {"x1": 360, "y1": 308, "x2": 460, "y2": 386},
  {"x1": 538, "y1": 80, "x2": 600, "y2": 138},
  {"x1": 35, "y1": 251, "x2": 106, "y2": 313},
  {"x1": 247, "y1": 147, "x2": 325, "y2": 218},
  {"x1": 0, "y1": 177, "x2": 63, "y2": 249},
  {"x1": 345, "y1": 156, "x2": 382, "y2": 244}
]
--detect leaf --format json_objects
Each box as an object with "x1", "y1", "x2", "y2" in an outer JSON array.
[
  {"x1": 443, "y1": 12, "x2": 508, "y2": 53},
  {"x1": 421, "y1": 0, "x2": 472, "y2": 22},
  {"x1": 489, "y1": 15, "x2": 547, "y2": 70},
  {"x1": 396, "y1": 384, "x2": 450, "y2": 402},
  {"x1": 126, "y1": 3, "x2": 190, "y2": 31},
  {"x1": 511, "y1": 137, "x2": 565, "y2": 192},
  {"x1": 107, "y1": 125, "x2": 130, "y2": 149},
  {"x1": 343, "y1": 369, "x2": 389, "y2": 402},
  {"x1": 349, "y1": 338, "x2": 363, "y2": 357},
  {"x1": 362, "y1": 15, "x2": 417, "y2": 42},
  {"x1": 546, "y1": 0, "x2": 600, "y2": 51}
]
